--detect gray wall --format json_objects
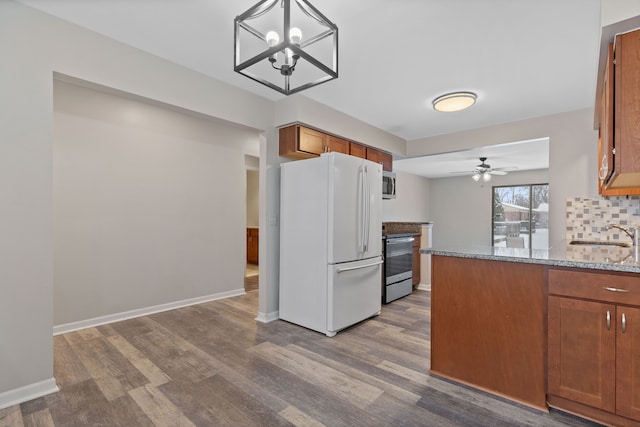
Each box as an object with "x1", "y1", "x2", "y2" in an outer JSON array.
[
  {"x1": 382, "y1": 171, "x2": 431, "y2": 222},
  {"x1": 246, "y1": 170, "x2": 260, "y2": 227},
  {"x1": 53, "y1": 79, "x2": 259, "y2": 327},
  {"x1": 429, "y1": 169, "x2": 549, "y2": 247},
  {"x1": 407, "y1": 109, "x2": 598, "y2": 246},
  {"x1": 0, "y1": 1, "x2": 272, "y2": 405}
]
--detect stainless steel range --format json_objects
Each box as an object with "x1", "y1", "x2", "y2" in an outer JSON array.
[{"x1": 382, "y1": 233, "x2": 414, "y2": 303}]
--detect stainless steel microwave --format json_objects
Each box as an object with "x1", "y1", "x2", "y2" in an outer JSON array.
[{"x1": 382, "y1": 171, "x2": 396, "y2": 199}]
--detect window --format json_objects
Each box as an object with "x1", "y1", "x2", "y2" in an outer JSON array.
[{"x1": 492, "y1": 184, "x2": 549, "y2": 249}]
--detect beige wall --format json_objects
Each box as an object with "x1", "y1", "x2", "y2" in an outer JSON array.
[
  {"x1": 429, "y1": 169, "x2": 550, "y2": 247},
  {"x1": 246, "y1": 170, "x2": 259, "y2": 227},
  {"x1": 382, "y1": 171, "x2": 431, "y2": 223},
  {"x1": 53, "y1": 79, "x2": 259, "y2": 326},
  {"x1": 407, "y1": 109, "x2": 598, "y2": 246},
  {"x1": 0, "y1": 1, "x2": 272, "y2": 405}
]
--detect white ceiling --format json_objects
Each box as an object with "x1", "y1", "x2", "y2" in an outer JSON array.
[
  {"x1": 392, "y1": 137, "x2": 549, "y2": 178},
  {"x1": 18, "y1": 0, "x2": 602, "y2": 174}
]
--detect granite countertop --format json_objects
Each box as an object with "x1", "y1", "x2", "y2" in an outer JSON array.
[{"x1": 422, "y1": 241, "x2": 640, "y2": 273}]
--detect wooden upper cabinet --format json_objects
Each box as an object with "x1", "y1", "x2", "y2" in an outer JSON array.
[
  {"x1": 326, "y1": 135, "x2": 350, "y2": 155},
  {"x1": 350, "y1": 143, "x2": 366, "y2": 159},
  {"x1": 366, "y1": 147, "x2": 393, "y2": 171},
  {"x1": 280, "y1": 125, "x2": 325, "y2": 159},
  {"x1": 279, "y1": 124, "x2": 393, "y2": 171},
  {"x1": 599, "y1": 43, "x2": 615, "y2": 194},
  {"x1": 601, "y1": 29, "x2": 640, "y2": 194}
]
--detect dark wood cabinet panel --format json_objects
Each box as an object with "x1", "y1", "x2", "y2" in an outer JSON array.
[
  {"x1": 411, "y1": 237, "x2": 420, "y2": 288},
  {"x1": 430, "y1": 256, "x2": 546, "y2": 409}
]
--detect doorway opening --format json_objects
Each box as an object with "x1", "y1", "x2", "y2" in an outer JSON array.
[{"x1": 245, "y1": 163, "x2": 259, "y2": 292}]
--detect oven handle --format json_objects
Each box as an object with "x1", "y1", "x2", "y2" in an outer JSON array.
[
  {"x1": 387, "y1": 237, "x2": 415, "y2": 244},
  {"x1": 337, "y1": 260, "x2": 384, "y2": 273}
]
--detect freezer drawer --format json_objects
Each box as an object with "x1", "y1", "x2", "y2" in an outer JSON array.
[{"x1": 327, "y1": 257, "x2": 382, "y2": 336}]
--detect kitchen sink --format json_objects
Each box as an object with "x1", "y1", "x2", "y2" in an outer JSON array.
[{"x1": 569, "y1": 240, "x2": 631, "y2": 248}]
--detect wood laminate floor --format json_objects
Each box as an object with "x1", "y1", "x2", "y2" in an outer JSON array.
[{"x1": 1, "y1": 290, "x2": 602, "y2": 427}]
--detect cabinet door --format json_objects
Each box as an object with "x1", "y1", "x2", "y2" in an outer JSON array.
[
  {"x1": 378, "y1": 151, "x2": 393, "y2": 172},
  {"x1": 366, "y1": 147, "x2": 381, "y2": 164},
  {"x1": 298, "y1": 126, "x2": 325, "y2": 155},
  {"x1": 326, "y1": 135, "x2": 350, "y2": 155},
  {"x1": 350, "y1": 143, "x2": 366, "y2": 159},
  {"x1": 548, "y1": 296, "x2": 616, "y2": 412},
  {"x1": 247, "y1": 228, "x2": 259, "y2": 264},
  {"x1": 600, "y1": 42, "x2": 614, "y2": 191},
  {"x1": 616, "y1": 306, "x2": 640, "y2": 420}
]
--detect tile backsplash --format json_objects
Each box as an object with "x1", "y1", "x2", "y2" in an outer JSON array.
[{"x1": 566, "y1": 196, "x2": 640, "y2": 242}]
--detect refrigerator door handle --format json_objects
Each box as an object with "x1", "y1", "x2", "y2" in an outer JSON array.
[
  {"x1": 364, "y1": 165, "x2": 370, "y2": 252},
  {"x1": 337, "y1": 259, "x2": 383, "y2": 273},
  {"x1": 359, "y1": 165, "x2": 365, "y2": 253}
]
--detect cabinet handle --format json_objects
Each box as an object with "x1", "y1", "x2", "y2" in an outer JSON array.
[
  {"x1": 607, "y1": 310, "x2": 611, "y2": 330},
  {"x1": 603, "y1": 286, "x2": 630, "y2": 293},
  {"x1": 622, "y1": 312, "x2": 627, "y2": 334}
]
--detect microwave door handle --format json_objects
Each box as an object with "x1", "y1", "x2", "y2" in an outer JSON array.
[{"x1": 391, "y1": 175, "x2": 395, "y2": 196}]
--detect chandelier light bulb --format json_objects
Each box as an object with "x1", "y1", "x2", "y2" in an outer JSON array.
[
  {"x1": 472, "y1": 173, "x2": 481, "y2": 182},
  {"x1": 482, "y1": 172, "x2": 491, "y2": 182},
  {"x1": 289, "y1": 27, "x2": 302, "y2": 44},
  {"x1": 266, "y1": 31, "x2": 280, "y2": 47}
]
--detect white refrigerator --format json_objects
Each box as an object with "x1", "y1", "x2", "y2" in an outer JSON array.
[{"x1": 279, "y1": 152, "x2": 383, "y2": 337}]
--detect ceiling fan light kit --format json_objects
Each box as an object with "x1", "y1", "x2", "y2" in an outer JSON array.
[
  {"x1": 453, "y1": 157, "x2": 514, "y2": 182},
  {"x1": 432, "y1": 91, "x2": 477, "y2": 112},
  {"x1": 234, "y1": 0, "x2": 338, "y2": 95}
]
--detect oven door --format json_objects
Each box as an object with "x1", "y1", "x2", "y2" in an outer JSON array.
[{"x1": 385, "y1": 236, "x2": 414, "y2": 284}]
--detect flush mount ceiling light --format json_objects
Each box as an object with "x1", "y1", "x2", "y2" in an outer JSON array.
[
  {"x1": 234, "y1": 0, "x2": 338, "y2": 95},
  {"x1": 432, "y1": 92, "x2": 477, "y2": 112}
]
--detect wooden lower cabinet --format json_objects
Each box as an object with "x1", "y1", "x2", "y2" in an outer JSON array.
[
  {"x1": 411, "y1": 236, "x2": 420, "y2": 288},
  {"x1": 246, "y1": 228, "x2": 258, "y2": 264},
  {"x1": 430, "y1": 256, "x2": 546, "y2": 409},
  {"x1": 548, "y1": 296, "x2": 616, "y2": 412},
  {"x1": 617, "y1": 306, "x2": 640, "y2": 421},
  {"x1": 548, "y1": 268, "x2": 640, "y2": 425}
]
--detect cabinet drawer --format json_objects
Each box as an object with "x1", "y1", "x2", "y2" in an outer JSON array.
[{"x1": 548, "y1": 268, "x2": 640, "y2": 305}]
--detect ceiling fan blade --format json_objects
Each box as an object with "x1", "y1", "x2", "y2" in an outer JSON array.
[
  {"x1": 489, "y1": 170, "x2": 508, "y2": 175},
  {"x1": 450, "y1": 171, "x2": 474, "y2": 175},
  {"x1": 492, "y1": 166, "x2": 518, "y2": 172}
]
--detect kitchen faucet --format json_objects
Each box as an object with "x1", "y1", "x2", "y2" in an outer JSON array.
[{"x1": 609, "y1": 223, "x2": 640, "y2": 246}]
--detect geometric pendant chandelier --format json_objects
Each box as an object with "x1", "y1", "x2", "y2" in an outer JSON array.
[{"x1": 234, "y1": 0, "x2": 338, "y2": 95}]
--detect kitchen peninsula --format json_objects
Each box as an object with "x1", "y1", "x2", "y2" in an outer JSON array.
[{"x1": 423, "y1": 244, "x2": 640, "y2": 426}]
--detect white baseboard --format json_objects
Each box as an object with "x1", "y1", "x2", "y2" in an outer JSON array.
[
  {"x1": 255, "y1": 310, "x2": 279, "y2": 323},
  {"x1": 0, "y1": 378, "x2": 59, "y2": 410},
  {"x1": 53, "y1": 288, "x2": 246, "y2": 335},
  {"x1": 417, "y1": 283, "x2": 431, "y2": 291}
]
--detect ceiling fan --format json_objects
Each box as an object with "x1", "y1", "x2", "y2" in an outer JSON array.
[{"x1": 452, "y1": 157, "x2": 516, "y2": 182}]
